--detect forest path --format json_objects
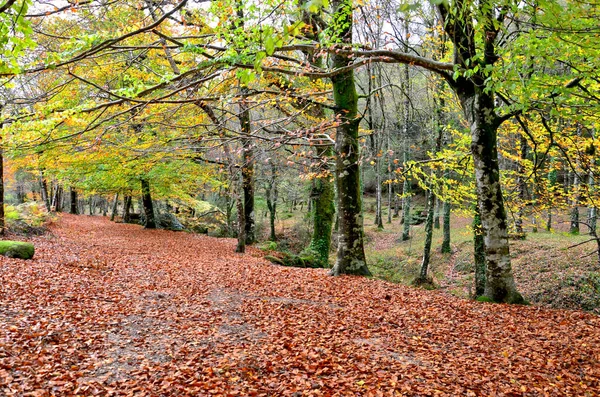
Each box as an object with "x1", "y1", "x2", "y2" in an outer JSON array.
[{"x1": 1, "y1": 214, "x2": 599, "y2": 396}]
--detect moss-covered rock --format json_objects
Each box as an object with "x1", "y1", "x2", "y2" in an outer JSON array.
[
  {"x1": 264, "y1": 251, "x2": 326, "y2": 269},
  {"x1": 0, "y1": 241, "x2": 35, "y2": 259}
]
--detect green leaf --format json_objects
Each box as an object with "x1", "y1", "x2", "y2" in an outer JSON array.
[{"x1": 264, "y1": 35, "x2": 275, "y2": 56}]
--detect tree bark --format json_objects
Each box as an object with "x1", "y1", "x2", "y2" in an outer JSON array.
[
  {"x1": 307, "y1": 144, "x2": 335, "y2": 265},
  {"x1": 141, "y1": 179, "x2": 156, "y2": 229},
  {"x1": 473, "y1": 205, "x2": 486, "y2": 297},
  {"x1": 40, "y1": 172, "x2": 50, "y2": 211},
  {"x1": 329, "y1": 0, "x2": 370, "y2": 276},
  {"x1": 400, "y1": 18, "x2": 411, "y2": 242},
  {"x1": 110, "y1": 193, "x2": 119, "y2": 221},
  {"x1": 239, "y1": 89, "x2": 255, "y2": 244},
  {"x1": 570, "y1": 169, "x2": 580, "y2": 234},
  {"x1": 69, "y1": 188, "x2": 78, "y2": 215},
  {"x1": 418, "y1": 190, "x2": 435, "y2": 281},
  {"x1": 123, "y1": 195, "x2": 132, "y2": 223},
  {"x1": 434, "y1": 196, "x2": 441, "y2": 229},
  {"x1": 265, "y1": 162, "x2": 278, "y2": 242},
  {"x1": 235, "y1": 173, "x2": 246, "y2": 253},
  {"x1": 441, "y1": 200, "x2": 451, "y2": 253}
]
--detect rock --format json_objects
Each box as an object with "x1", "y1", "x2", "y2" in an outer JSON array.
[
  {"x1": 0, "y1": 241, "x2": 35, "y2": 259},
  {"x1": 156, "y1": 213, "x2": 184, "y2": 231}
]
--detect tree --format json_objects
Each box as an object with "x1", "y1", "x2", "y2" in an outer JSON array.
[{"x1": 328, "y1": 0, "x2": 371, "y2": 276}]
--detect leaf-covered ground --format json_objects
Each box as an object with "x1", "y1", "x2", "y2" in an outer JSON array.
[{"x1": 1, "y1": 215, "x2": 599, "y2": 396}]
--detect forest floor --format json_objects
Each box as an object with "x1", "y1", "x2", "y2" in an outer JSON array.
[{"x1": 1, "y1": 215, "x2": 599, "y2": 396}]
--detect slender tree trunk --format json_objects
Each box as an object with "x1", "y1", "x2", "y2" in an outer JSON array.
[
  {"x1": 40, "y1": 172, "x2": 50, "y2": 211},
  {"x1": 434, "y1": 197, "x2": 441, "y2": 229},
  {"x1": 418, "y1": 190, "x2": 435, "y2": 282},
  {"x1": 588, "y1": 176, "x2": 597, "y2": 235},
  {"x1": 88, "y1": 197, "x2": 94, "y2": 216},
  {"x1": 441, "y1": 200, "x2": 451, "y2": 253},
  {"x1": 329, "y1": 0, "x2": 370, "y2": 276},
  {"x1": 141, "y1": 179, "x2": 156, "y2": 229},
  {"x1": 570, "y1": 169, "x2": 580, "y2": 234},
  {"x1": 16, "y1": 184, "x2": 25, "y2": 204},
  {"x1": 69, "y1": 188, "x2": 78, "y2": 215},
  {"x1": 375, "y1": 156, "x2": 384, "y2": 229},
  {"x1": 265, "y1": 162, "x2": 278, "y2": 242},
  {"x1": 235, "y1": 174, "x2": 246, "y2": 253},
  {"x1": 473, "y1": 205, "x2": 486, "y2": 297},
  {"x1": 110, "y1": 193, "x2": 119, "y2": 221},
  {"x1": 400, "y1": 17, "x2": 411, "y2": 242},
  {"x1": 387, "y1": 175, "x2": 393, "y2": 224}
]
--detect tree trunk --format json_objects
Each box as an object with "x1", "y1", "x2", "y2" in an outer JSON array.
[
  {"x1": 418, "y1": 190, "x2": 435, "y2": 282},
  {"x1": 473, "y1": 204, "x2": 486, "y2": 297},
  {"x1": 400, "y1": 17, "x2": 411, "y2": 242},
  {"x1": 459, "y1": 91, "x2": 524, "y2": 303},
  {"x1": 441, "y1": 200, "x2": 451, "y2": 253},
  {"x1": 570, "y1": 169, "x2": 580, "y2": 234},
  {"x1": 110, "y1": 193, "x2": 119, "y2": 221},
  {"x1": 235, "y1": 174, "x2": 246, "y2": 253},
  {"x1": 434, "y1": 196, "x2": 441, "y2": 229},
  {"x1": 375, "y1": 156, "x2": 384, "y2": 229},
  {"x1": 123, "y1": 195, "x2": 132, "y2": 223},
  {"x1": 141, "y1": 179, "x2": 156, "y2": 229},
  {"x1": 69, "y1": 188, "x2": 78, "y2": 215},
  {"x1": 307, "y1": 144, "x2": 335, "y2": 266},
  {"x1": 265, "y1": 162, "x2": 278, "y2": 242},
  {"x1": 239, "y1": 88, "x2": 255, "y2": 244},
  {"x1": 40, "y1": 172, "x2": 50, "y2": 211},
  {"x1": 329, "y1": 0, "x2": 370, "y2": 276}
]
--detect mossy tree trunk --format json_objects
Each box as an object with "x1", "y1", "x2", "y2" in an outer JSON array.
[
  {"x1": 307, "y1": 144, "x2": 335, "y2": 265},
  {"x1": 328, "y1": 0, "x2": 370, "y2": 277},
  {"x1": 418, "y1": 190, "x2": 435, "y2": 281},
  {"x1": 141, "y1": 179, "x2": 156, "y2": 229}
]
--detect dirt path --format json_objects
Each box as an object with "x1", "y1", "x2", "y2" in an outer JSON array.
[{"x1": 1, "y1": 215, "x2": 599, "y2": 396}]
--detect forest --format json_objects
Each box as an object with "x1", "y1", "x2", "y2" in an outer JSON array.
[{"x1": 0, "y1": 0, "x2": 599, "y2": 395}]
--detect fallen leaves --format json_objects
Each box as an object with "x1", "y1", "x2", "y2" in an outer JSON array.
[{"x1": 0, "y1": 214, "x2": 599, "y2": 396}]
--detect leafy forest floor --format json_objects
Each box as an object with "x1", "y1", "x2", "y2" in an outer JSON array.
[{"x1": 1, "y1": 215, "x2": 599, "y2": 396}]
